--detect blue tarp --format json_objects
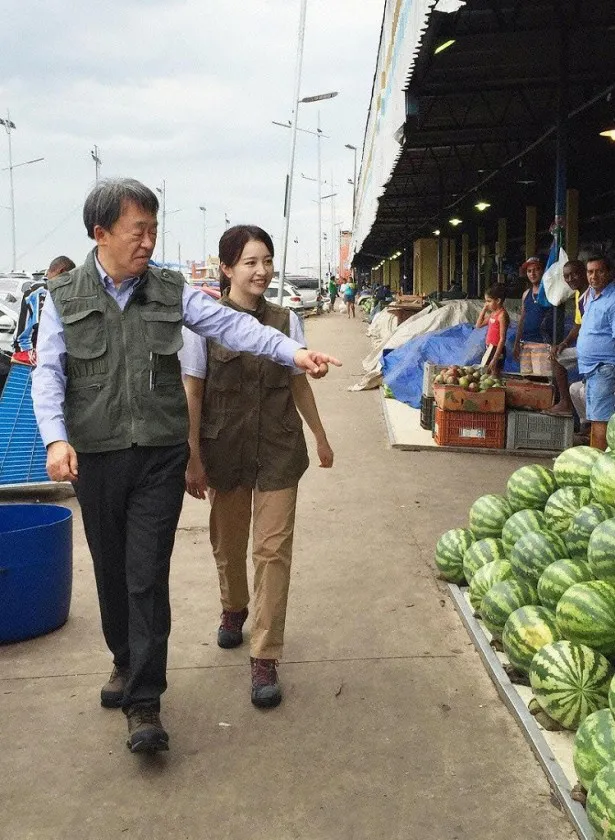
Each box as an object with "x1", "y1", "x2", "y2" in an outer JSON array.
[{"x1": 382, "y1": 324, "x2": 522, "y2": 409}]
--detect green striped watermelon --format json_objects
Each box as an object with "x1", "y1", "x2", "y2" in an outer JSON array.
[
  {"x1": 610, "y1": 674, "x2": 615, "y2": 719},
  {"x1": 462, "y1": 538, "x2": 506, "y2": 583},
  {"x1": 435, "y1": 528, "x2": 474, "y2": 583},
  {"x1": 543, "y1": 486, "x2": 593, "y2": 534},
  {"x1": 574, "y1": 709, "x2": 615, "y2": 791},
  {"x1": 586, "y1": 761, "x2": 615, "y2": 839},
  {"x1": 509, "y1": 530, "x2": 569, "y2": 584},
  {"x1": 608, "y1": 415, "x2": 615, "y2": 451},
  {"x1": 502, "y1": 509, "x2": 547, "y2": 553},
  {"x1": 468, "y1": 559, "x2": 513, "y2": 612},
  {"x1": 556, "y1": 581, "x2": 615, "y2": 656},
  {"x1": 554, "y1": 446, "x2": 603, "y2": 489},
  {"x1": 537, "y1": 558, "x2": 593, "y2": 610},
  {"x1": 588, "y1": 519, "x2": 615, "y2": 584},
  {"x1": 480, "y1": 579, "x2": 539, "y2": 640},
  {"x1": 530, "y1": 641, "x2": 612, "y2": 731},
  {"x1": 565, "y1": 503, "x2": 615, "y2": 560},
  {"x1": 468, "y1": 494, "x2": 512, "y2": 540},
  {"x1": 502, "y1": 605, "x2": 560, "y2": 674},
  {"x1": 591, "y1": 452, "x2": 615, "y2": 507},
  {"x1": 507, "y1": 465, "x2": 558, "y2": 512}
]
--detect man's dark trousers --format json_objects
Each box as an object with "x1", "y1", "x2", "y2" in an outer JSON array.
[{"x1": 74, "y1": 443, "x2": 189, "y2": 711}]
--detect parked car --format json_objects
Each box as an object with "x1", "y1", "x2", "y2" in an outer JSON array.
[
  {"x1": 0, "y1": 299, "x2": 18, "y2": 355},
  {"x1": 0, "y1": 272, "x2": 34, "y2": 315},
  {"x1": 284, "y1": 275, "x2": 321, "y2": 315},
  {"x1": 264, "y1": 281, "x2": 305, "y2": 316}
]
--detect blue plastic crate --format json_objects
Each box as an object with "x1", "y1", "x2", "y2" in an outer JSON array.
[{"x1": 0, "y1": 362, "x2": 50, "y2": 486}]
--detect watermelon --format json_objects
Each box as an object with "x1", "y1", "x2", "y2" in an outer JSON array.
[
  {"x1": 468, "y1": 494, "x2": 512, "y2": 540},
  {"x1": 608, "y1": 415, "x2": 615, "y2": 451},
  {"x1": 556, "y1": 581, "x2": 615, "y2": 656},
  {"x1": 468, "y1": 559, "x2": 513, "y2": 612},
  {"x1": 462, "y1": 538, "x2": 506, "y2": 583},
  {"x1": 588, "y1": 518, "x2": 615, "y2": 584},
  {"x1": 480, "y1": 579, "x2": 539, "y2": 640},
  {"x1": 435, "y1": 528, "x2": 474, "y2": 583},
  {"x1": 566, "y1": 503, "x2": 615, "y2": 559},
  {"x1": 530, "y1": 641, "x2": 612, "y2": 731},
  {"x1": 502, "y1": 605, "x2": 560, "y2": 674},
  {"x1": 543, "y1": 486, "x2": 593, "y2": 534},
  {"x1": 509, "y1": 529, "x2": 569, "y2": 584},
  {"x1": 554, "y1": 446, "x2": 603, "y2": 489},
  {"x1": 574, "y1": 709, "x2": 615, "y2": 791},
  {"x1": 587, "y1": 761, "x2": 615, "y2": 839},
  {"x1": 591, "y1": 452, "x2": 615, "y2": 507},
  {"x1": 537, "y1": 558, "x2": 593, "y2": 610},
  {"x1": 507, "y1": 465, "x2": 558, "y2": 512},
  {"x1": 502, "y1": 509, "x2": 547, "y2": 553}
]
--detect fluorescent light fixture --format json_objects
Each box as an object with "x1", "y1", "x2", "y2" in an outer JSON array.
[
  {"x1": 433, "y1": 229, "x2": 441, "y2": 236},
  {"x1": 599, "y1": 127, "x2": 615, "y2": 141},
  {"x1": 474, "y1": 201, "x2": 491, "y2": 212},
  {"x1": 434, "y1": 39, "x2": 456, "y2": 55},
  {"x1": 449, "y1": 218, "x2": 462, "y2": 226}
]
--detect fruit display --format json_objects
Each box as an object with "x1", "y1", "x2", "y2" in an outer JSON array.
[
  {"x1": 574, "y1": 709, "x2": 615, "y2": 791},
  {"x1": 507, "y1": 464, "x2": 558, "y2": 512},
  {"x1": 556, "y1": 581, "x2": 615, "y2": 657},
  {"x1": 591, "y1": 451, "x2": 615, "y2": 506},
  {"x1": 502, "y1": 605, "x2": 560, "y2": 675},
  {"x1": 588, "y1": 518, "x2": 615, "y2": 584},
  {"x1": 432, "y1": 364, "x2": 503, "y2": 391},
  {"x1": 554, "y1": 445, "x2": 602, "y2": 489},
  {"x1": 543, "y1": 486, "x2": 593, "y2": 534},
  {"x1": 565, "y1": 503, "x2": 615, "y2": 560},
  {"x1": 480, "y1": 579, "x2": 539, "y2": 641},
  {"x1": 586, "y1": 761, "x2": 615, "y2": 838},
  {"x1": 468, "y1": 494, "x2": 511, "y2": 540},
  {"x1": 501, "y1": 508, "x2": 548, "y2": 552},
  {"x1": 462, "y1": 538, "x2": 506, "y2": 584},
  {"x1": 509, "y1": 529, "x2": 569, "y2": 584},
  {"x1": 468, "y1": 559, "x2": 513, "y2": 613},
  {"x1": 434, "y1": 528, "x2": 474, "y2": 583},
  {"x1": 537, "y1": 558, "x2": 593, "y2": 611}
]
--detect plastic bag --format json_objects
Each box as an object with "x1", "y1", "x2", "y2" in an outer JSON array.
[{"x1": 542, "y1": 248, "x2": 574, "y2": 307}]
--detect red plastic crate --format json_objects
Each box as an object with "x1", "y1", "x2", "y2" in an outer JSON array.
[{"x1": 433, "y1": 408, "x2": 506, "y2": 449}]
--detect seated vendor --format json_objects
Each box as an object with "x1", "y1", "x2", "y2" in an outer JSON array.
[
  {"x1": 547, "y1": 259, "x2": 589, "y2": 416},
  {"x1": 575, "y1": 255, "x2": 615, "y2": 450},
  {"x1": 512, "y1": 257, "x2": 552, "y2": 376}
]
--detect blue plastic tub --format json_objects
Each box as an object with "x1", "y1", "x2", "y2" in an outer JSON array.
[{"x1": 0, "y1": 504, "x2": 73, "y2": 643}]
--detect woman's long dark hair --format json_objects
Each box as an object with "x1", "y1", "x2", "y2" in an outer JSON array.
[{"x1": 218, "y1": 225, "x2": 275, "y2": 295}]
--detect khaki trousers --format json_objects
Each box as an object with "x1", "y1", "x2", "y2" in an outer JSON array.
[{"x1": 209, "y1": 485, "x2": 298, "y2": 660}]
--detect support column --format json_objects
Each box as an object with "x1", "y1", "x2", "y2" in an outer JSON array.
[
  {"x1": 448, "y1": 238, "x2": 456, "y2": 286},
  {"x1": 566, "y1": 188, "x2": 579, "y2": 259},
  {"x1": 461, "y1": 234, "x2": 469, "y2": 293},
  {"x1": 477, "y1": 227, "x2": 485, "y2": 297},
  {"x1": 497, "y1": 218, "x2": 507, "y2": 281},
  {"x1": 525, "y1": 206, "x2": 537, "y2": 258}
]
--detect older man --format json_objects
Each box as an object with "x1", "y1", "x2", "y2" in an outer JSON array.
[
  {"x1": 32, "y1": 178, "x2": 340, "y2": 755},
  {"x1": 576, "y1": 255, "x2": 615, "y2": 450}
]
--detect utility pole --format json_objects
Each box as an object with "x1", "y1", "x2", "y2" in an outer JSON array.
[
  {"x1": 224, "y1": 213, "x2": 230, "y2": 230},
  {"x1": 199, "y1": 205, "x2": 207, "y2": 266},
  {"x1": 156, "y1": 180, "x2": 167, "y2": 266},
  {"x1": 91, "y1": 145, "x2": 102, "y2": 182}
]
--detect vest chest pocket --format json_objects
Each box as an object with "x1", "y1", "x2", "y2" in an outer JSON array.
[
  {"x1": 61, "y1": 306, "x2": 107, "y2": 360},
  {"x1": 208, "y1": 344, "x2": 241, "y2": 391},
  {"x1": 140, "y1": 308, "x2": 184, "y2": 354},
  {"x1": 263, "y1": 363, "x2": 291, "y2": 390}
]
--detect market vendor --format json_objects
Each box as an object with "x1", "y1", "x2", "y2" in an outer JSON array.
[
  {"x1": 512, "y1": 256, "x2": 552, "y2": 376},
  {"x1": 546, "y1": 259, "x2": 589, "y2": 416},
  {"x1": 575, "y1": 255, "x2": 615, "y2": 450}
]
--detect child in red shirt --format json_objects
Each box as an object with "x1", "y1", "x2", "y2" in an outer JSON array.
[{"x1": 475, "y1": 283, "x2": 510, "y2": 375}]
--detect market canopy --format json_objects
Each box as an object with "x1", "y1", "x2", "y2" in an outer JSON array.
[{"x1": 354, "y1": 0, "x2": 615, "y2": 265}]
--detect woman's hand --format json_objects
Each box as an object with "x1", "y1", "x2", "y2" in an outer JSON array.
[
  {"x1": 316, "y1": 437, "x2": 334, "y2": 468},
  {"x1": 185, "y1": 453, "x2": 208, "y2": 499}
]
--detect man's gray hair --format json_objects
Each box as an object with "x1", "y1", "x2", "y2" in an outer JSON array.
[{"x1": 83, "y1": 178, "x2": 159, "y2": 239}]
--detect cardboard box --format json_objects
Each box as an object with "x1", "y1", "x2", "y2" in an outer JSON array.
[
  {"x1": 432, "y1": 384, "x2": 506, "y2": 414},
  {"x1": 503, "y1": 379, "x2": 554, "y2": 411}
]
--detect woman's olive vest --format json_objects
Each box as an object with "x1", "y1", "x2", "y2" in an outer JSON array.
[
  {"x1": 48, "y1": 250, "x2": 187, "y2": 453},
  {"x1": 201, "y1": 296, "x2": 309, "y2": 491}
]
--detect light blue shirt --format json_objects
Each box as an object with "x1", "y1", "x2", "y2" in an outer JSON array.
[
  {"x1": 32, "y1": 256, "x2": 304, "y2": 445},
  {"x1": 576, "y1": 282, "x2": 615, "y2": 375}
]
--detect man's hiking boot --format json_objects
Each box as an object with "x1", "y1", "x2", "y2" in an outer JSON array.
[
  {"x1": 250, "y1": 657, "x2": 282, "y2": 708},
  {"x1": 126, "y1": 706, "x2": 169, "y2": 753},
  {"x1": 217, "y1": 607, "x2": 249, "y2": 649},
  {"x1": 100, "y1": 665, "x2": 129, "y2": 708}
]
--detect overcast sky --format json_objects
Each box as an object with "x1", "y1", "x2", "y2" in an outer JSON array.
[{"x1": 0, "y1": 0, "x2": 383, "y2": 276}]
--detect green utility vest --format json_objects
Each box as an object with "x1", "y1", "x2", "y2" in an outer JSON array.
[
  {"x1": 48, "y1": 250, "x2": 187, "y2": 453},
  {"x1": 201, "y1": 296, "x2": 309, "y2": 492}
]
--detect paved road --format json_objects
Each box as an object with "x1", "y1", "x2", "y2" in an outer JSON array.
[{"x1": 1, "y1": 312, "x2": 576, "y2": 839}]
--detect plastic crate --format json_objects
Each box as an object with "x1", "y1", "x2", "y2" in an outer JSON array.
[
  {"x1": 0, "y1": 362, "x2": 50, "y2": 486},
  {"x1": 422, "y1": 362, "x2": 448, "y2": 397},
  {"x1": 420, "y1": 395, "x2": 435, "y2": 430},
  {"x1": 506, "y1": 410, "x2": 574, "y2": 452},
  {"x1": 434, "y1": 408, "x2": 506, "y2": 449}
]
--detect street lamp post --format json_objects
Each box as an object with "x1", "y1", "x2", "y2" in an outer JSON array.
[
  {"x1": 0, "y1": 111, "x2": 44, "y2": 272},
  {"x1": 156, "y1": 181, "x2": 167, "y2": 266},
  {"x1": 345, "y1": 143, "x2": 358, "y2": 228},
  {"x1": 199, "y1": 205, "x2": 207, "y2": 266},
  {"x1": 91, "y1": 145, "x2": 102, "y2": 182}
]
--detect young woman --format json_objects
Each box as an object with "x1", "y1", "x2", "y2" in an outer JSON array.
[
  {"x1": 342, "y1": 277, "x2": 357, "y2": 319},
  {"x1": 180, "y1": 225, "x2": 334, "y2": 708}
]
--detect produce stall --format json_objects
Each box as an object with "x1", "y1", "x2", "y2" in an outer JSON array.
[{"x1": 434, "y1": 430, "x2": 615, "y2": 839}]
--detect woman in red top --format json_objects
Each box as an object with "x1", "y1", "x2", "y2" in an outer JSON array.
[{"x1": 476, "y1": 283, "x2": 510, "y2": 375}]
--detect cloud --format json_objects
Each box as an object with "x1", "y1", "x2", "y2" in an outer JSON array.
[{"x1": 0, "y1": 0, "x2": 383, "y2": 273}]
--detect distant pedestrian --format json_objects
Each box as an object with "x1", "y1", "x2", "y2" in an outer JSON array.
[
  {"x1": 328, "y1": 274, "x2": 338, "y2": 312},
  {"x1": 476, "y1": 283, "x2": 509, "y2": 376},
  {"x1": 342, "y1": 277, "x2": 357, "y2": 319},
  {"x1": 32, "y1": 178, "x2": 341, "y2": 755},
  {"x1": 181, "y1": 225, "x2": 334, "y2": 708}
]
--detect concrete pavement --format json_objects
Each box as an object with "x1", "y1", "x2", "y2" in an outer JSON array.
[{"x1": 0, "y1": 311, "x2": 576, "y2": 839}]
